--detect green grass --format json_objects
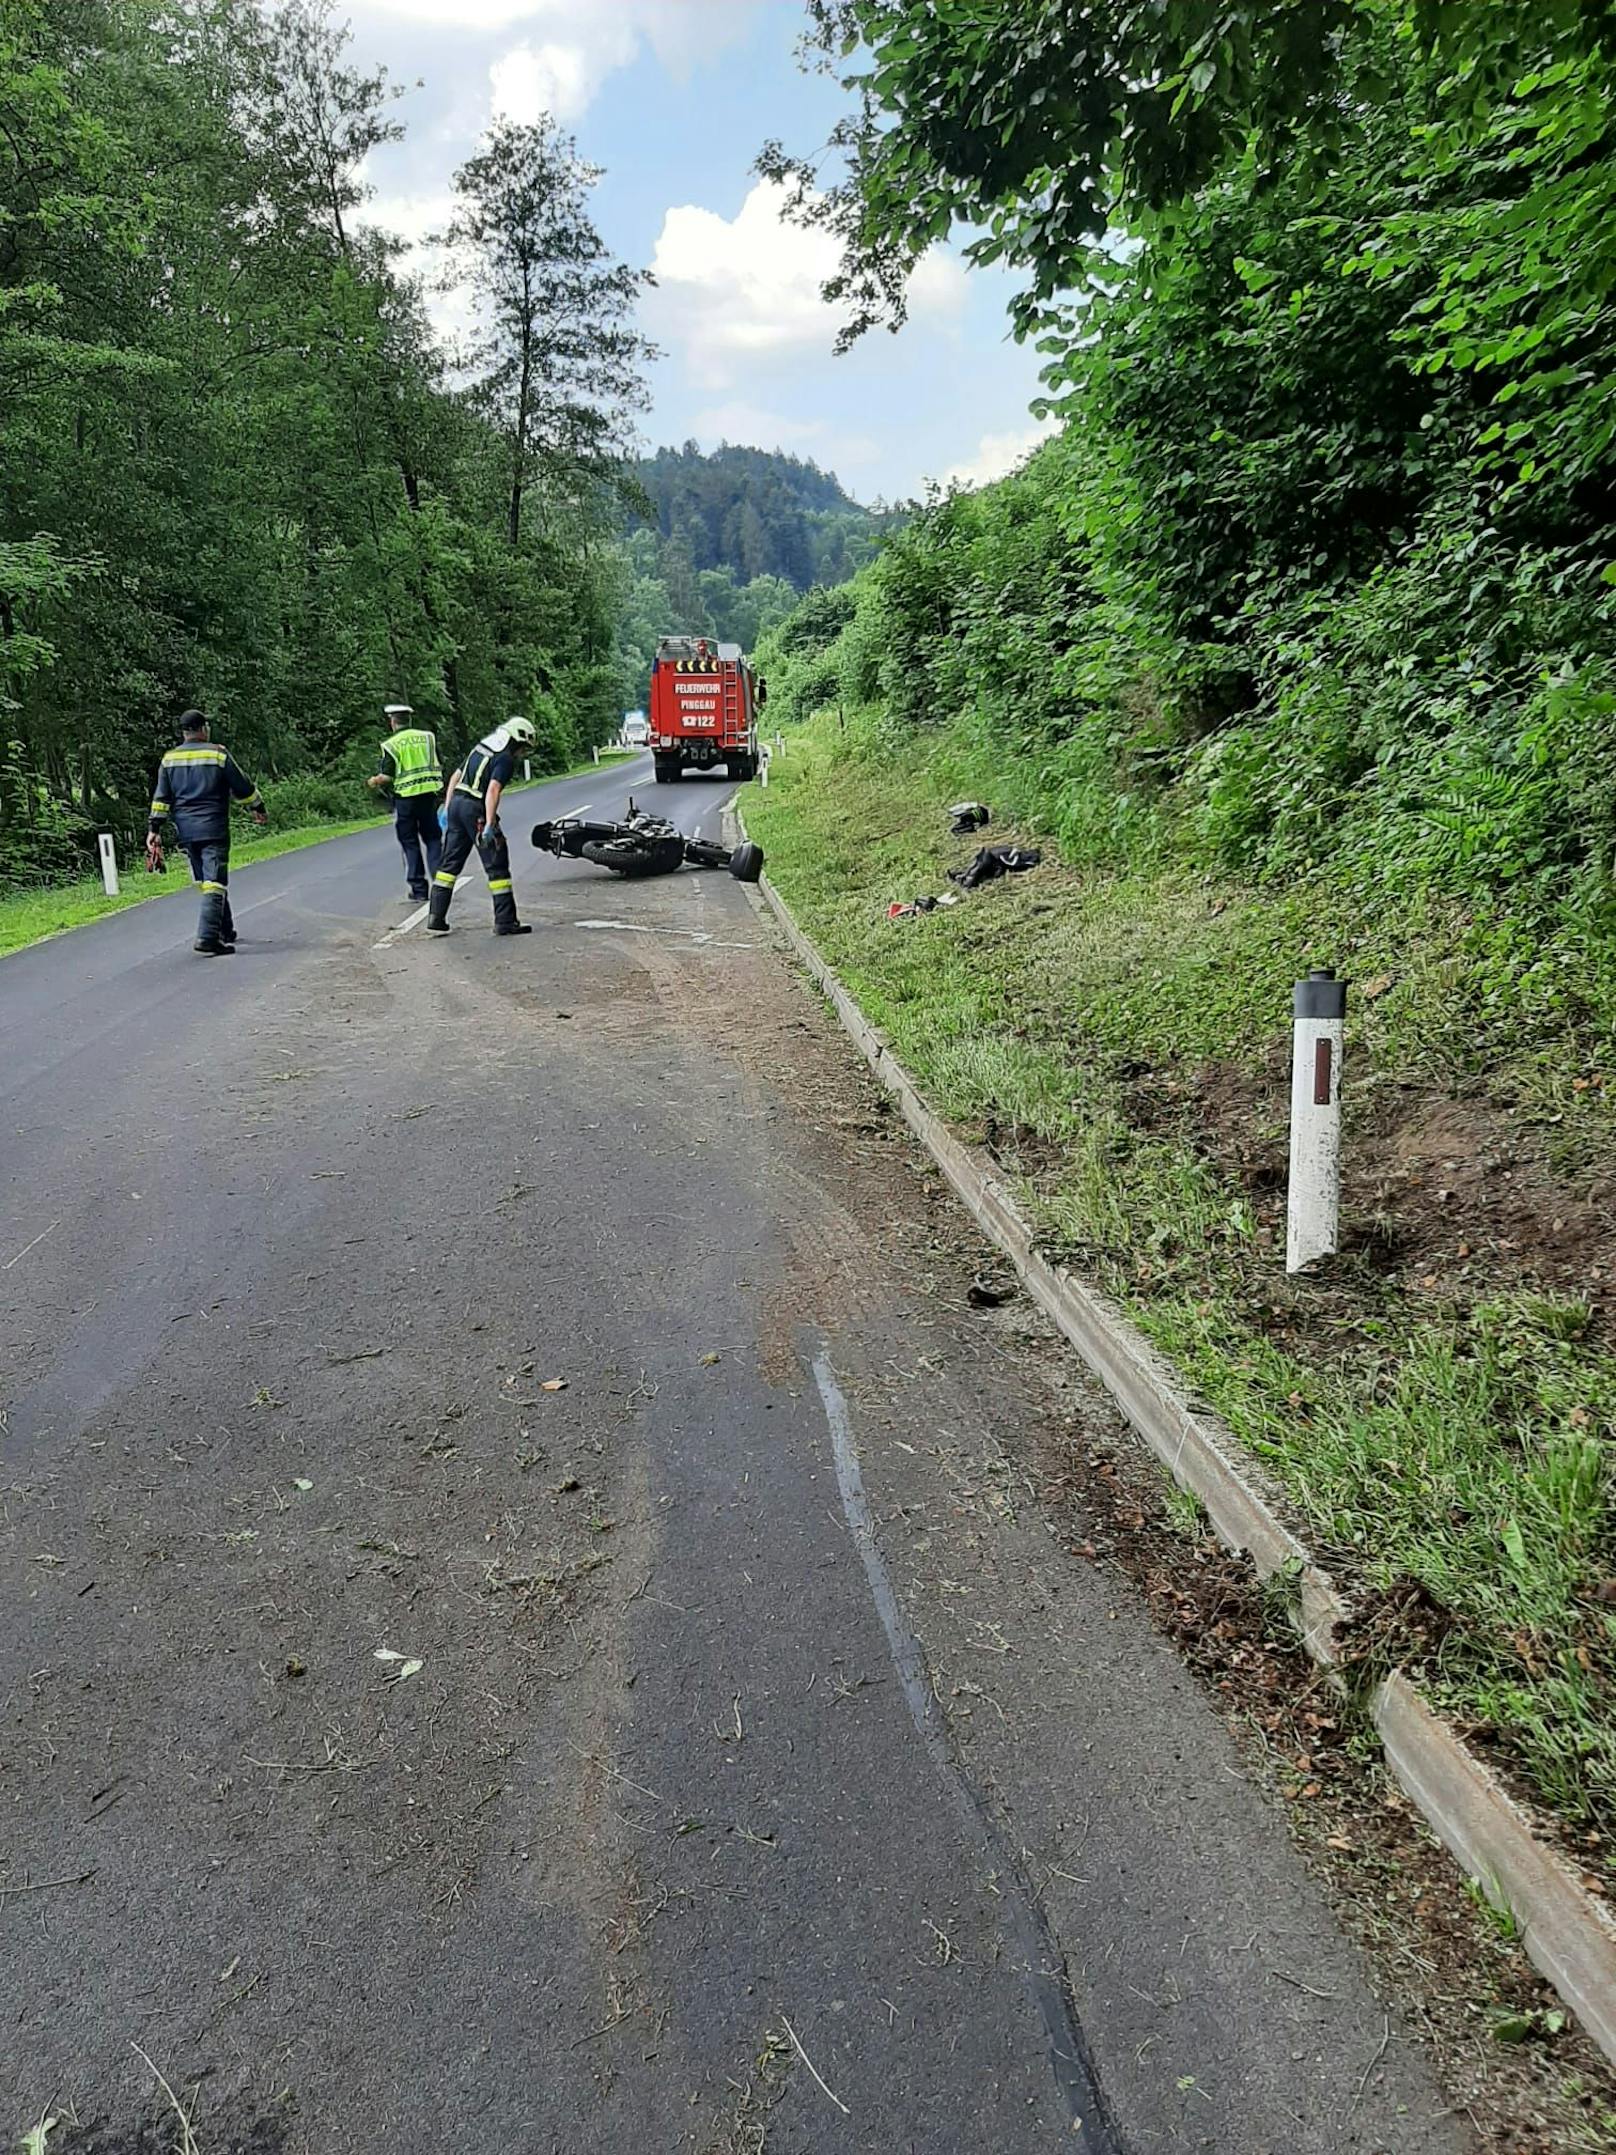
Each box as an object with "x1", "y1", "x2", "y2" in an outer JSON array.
[
  {"x1": 745, "y1": 712, "x2": 1616, "y2": 1854},
  {"x1": 0, "y1": 813, "x2": 386, "y2": 957},
  {"x1": 0, "y1": 747, "x2": 639, "y2": 959}
]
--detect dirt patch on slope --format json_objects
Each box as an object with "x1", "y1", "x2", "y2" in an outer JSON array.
[{"x1": 1118, "y1": 1047, "x2": 1616, "y2": 1323}]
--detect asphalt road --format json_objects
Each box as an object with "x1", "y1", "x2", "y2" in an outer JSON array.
[{"x1": 0, "y1": 757, "x2": 1472, "y2": 2153}]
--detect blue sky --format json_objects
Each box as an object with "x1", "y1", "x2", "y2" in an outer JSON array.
[{"x1": 340, "y1": 0, "x2": 1054, "y2": 503}]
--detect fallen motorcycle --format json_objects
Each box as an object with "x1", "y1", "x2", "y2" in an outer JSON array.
[{"x1": 530, "y1": 800, "x2": 763, "y2": 883}]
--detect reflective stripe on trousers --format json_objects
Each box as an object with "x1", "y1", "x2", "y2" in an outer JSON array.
[
  {"x1": 425, "y1": 796, "x2": 519, "y2": 930},
  {"x1": 185, "y1": 839, "x2": 233, "y2": 945}
]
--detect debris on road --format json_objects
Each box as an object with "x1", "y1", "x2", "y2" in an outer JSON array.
[
  {"x1": 967, "y1": 1275, "x2": 1017, "y2": 1308},
  {"x1": 948, "y1": 801, "x2": 992, "y2": 834},
  {"x1": 374, "y1": 1648, "x2": 424, "y2": 1683},
  {"x1": 130, "y1": 2041, "x2": 202, "y2": 2155},
  {"x1": 780, "y1": 2014, "x2": 851, "y2": 2118}
]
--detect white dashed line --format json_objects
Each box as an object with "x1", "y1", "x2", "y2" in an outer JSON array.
[{"x1": 373, "y1": 874, "x2": 477, "y2": 949}]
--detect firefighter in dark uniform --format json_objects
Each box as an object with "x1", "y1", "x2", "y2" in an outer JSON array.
[
  {"x1": 367, "y1": 701, "x2": 444, "y2": 901},
  {"x1": 146, "y1": 709, "x2": 268, "y2": 955},
  {"x1": 425, "y1": 716, "x2": 536, "y2": 936}
]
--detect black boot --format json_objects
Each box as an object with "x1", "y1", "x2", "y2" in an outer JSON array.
[{"x1": 494, "y1": 922, "x2": 533, "y2": 936}]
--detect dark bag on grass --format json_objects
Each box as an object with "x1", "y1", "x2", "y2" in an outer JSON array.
[{"x1": 948, "y1": 845, "x2": 1042, "y2": 890}]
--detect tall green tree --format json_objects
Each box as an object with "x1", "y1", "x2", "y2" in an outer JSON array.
[{"x1": 445, "y1": 118, "x2": 653, "y2": 553}]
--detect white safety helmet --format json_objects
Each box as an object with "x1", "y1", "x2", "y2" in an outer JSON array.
[{"x1": 504, "y1": 716, "x2": 537, "y2": 746}]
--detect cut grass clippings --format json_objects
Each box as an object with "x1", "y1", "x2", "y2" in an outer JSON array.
[
  {"x1": 0, "y1": 747, "x2": 640, "y2": 960},
  {"x1": 744, "y1": 711, "x2": 1616, "y2": 1871}
]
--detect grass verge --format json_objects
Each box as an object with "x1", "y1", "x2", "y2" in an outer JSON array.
[
  {"x1": 744, "y1": 711, "x2": 1616, "y2": 1868},
  {"x1": 0, "y1": 748, "x2": 640, "y2": 960},
  {"x1": 0, "y1": 814, "x2": 384, "y2": 957}
]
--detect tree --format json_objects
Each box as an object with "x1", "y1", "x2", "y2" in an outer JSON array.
[
  {"x1": 444, "y1": 118, "x2": 654, "y2": 552},
  {"x1": 0, "y1": 0, "x2": 646, "y2": 883},
  {"x1": 759, "y1": 0, "x2": 1359, "y2": 344},
  {"x1": 760, "y1": 0, "x2": 1616, "y2": 349}
]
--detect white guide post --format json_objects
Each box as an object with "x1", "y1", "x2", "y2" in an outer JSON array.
[
  {"x1": 523, "y1": 758, "x2": 532, "y2": 783},
  {"x1": 1287, "y1": 967, "x2": 1345, "y2": 1274},
  {"x1": 760, "y1": 746, "x2": 770, "y2": 789},
  {"x1": 775, "y1": 731, "x2": 785, "y2": 756},
  {"x1": 592, "y1": 745, "x2": 600, "y2": 765},
  {"x1": 97, "y1": 832, "x2": 120, "y2": 897}
]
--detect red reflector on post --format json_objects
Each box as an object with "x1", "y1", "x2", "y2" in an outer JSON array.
[{"x1": 1313, "y1": 1036, "x2": 1332, "y2": 1106}]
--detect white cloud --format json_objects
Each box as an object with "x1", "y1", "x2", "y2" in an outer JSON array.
[
  {"x1": 353, "y1": 186, "x2": 477, "y2": 351},
  {"x1": 937, "y1": 415, "x2": 1060, "y2": 491},
  {"x1": 648, "y1": 181, "x2": 968, "y2": 390},
  {"x1": 352, "y1": 1, "x2": 755, "y2": 119},
  {"x1": 490, "y1": 30, "x2": 638, "y2": 124},
  {"x1": 361, "y1": 187, "x2": 456, "y2": 250}
]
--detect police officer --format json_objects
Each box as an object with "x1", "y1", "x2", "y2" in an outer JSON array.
[
  {"x1": 426, "y1": 716, "x2": 536, "y2": 937},
  {"x1": 368, "y1": 702, "x2": 444, "y2": 902},
  {"x1": 146, "y1": 709, "x2": 268, "y2": 955}
]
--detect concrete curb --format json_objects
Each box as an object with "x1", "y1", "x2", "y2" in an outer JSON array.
[{"x1": 739, "y1": 822, "x2": 1616, "y2": 2068}]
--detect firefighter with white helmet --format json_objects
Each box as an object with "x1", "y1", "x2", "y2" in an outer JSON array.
[{"x1": 426, "y1": 717, "x2": 537, "y2": 936}]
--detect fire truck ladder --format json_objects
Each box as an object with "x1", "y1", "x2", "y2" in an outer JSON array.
[{"x1": 721, "y1": 665, "x2": 741, "y2": 739}]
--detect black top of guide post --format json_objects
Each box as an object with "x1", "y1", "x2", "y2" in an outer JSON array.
[{"x1": 1294, "y1": 966, "x2": 1347, "y2": 1021}]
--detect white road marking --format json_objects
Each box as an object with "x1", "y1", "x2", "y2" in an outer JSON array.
[
  {"x1": 373, "y1": 900, "x2": 430, "y2": 950},
  {"x1": 233, "y1": 887, "x2": 292, "y2": 917},
  {"x1": 571, "y1": 918, "x2": 754, "y2": 949},
  {"x1": 4, "y1": 1219, "x2": 61, "y2": 1270},
  {"x1": 373, "y1": 873, "x2": 480, "y2": 949}
]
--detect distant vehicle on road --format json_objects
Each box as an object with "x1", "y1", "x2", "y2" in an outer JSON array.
[
  {"x1": 649, "y1": 634, "x2": 765, "y2": 783},
  {"x1": 621, "y1": 712, "x2": 650, "y2": 748}
]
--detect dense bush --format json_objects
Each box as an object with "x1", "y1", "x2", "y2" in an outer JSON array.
[{"x1": 769, "y1": 5, "x2": 1616, "y2": 951}]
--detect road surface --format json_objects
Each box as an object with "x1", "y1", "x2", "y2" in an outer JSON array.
[{"x1": 0, "y1": 757, "x2": 1468, "y2": 2152}]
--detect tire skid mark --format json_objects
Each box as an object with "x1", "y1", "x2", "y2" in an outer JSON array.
[{"x1": 811, "y1": 1346, "x2": 1126, "y2": 2154}]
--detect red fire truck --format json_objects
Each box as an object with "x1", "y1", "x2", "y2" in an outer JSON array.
[{"x1": 649, "y1": 635, "x2": 765, "y2": 783}]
